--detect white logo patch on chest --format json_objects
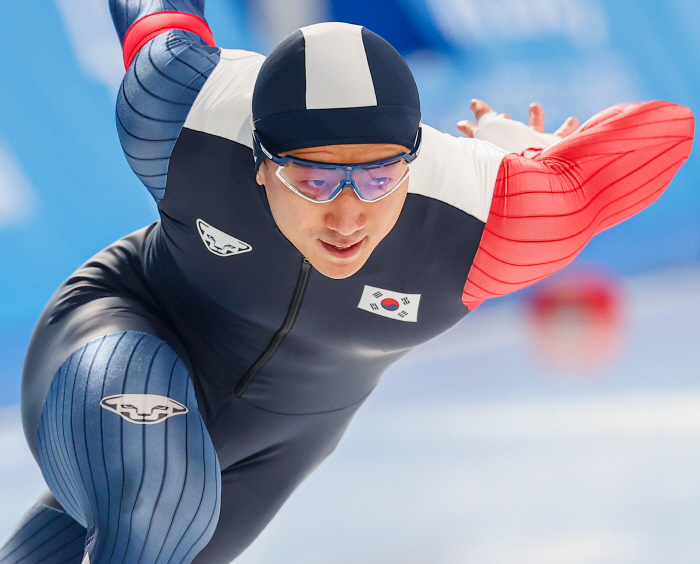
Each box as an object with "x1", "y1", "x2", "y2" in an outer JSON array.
[
  {"x1": 100, "y1": 394, "x2": 188, "y2": 425},
  {"x1": 197, "y1": 218, "x2": 252, "y2": 257},
  {"x1": 357, "y1": 285, "x2": 421, "y2": 322}
]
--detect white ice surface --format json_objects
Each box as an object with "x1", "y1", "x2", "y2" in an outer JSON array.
[
  {"x1": 0, "y1": 406, "x2": 47, "y2": 539},
  {"x1": 2, "y1": 266, "x2": 700, "y2": 563}
]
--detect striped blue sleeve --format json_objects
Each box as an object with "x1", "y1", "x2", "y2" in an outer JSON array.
[
  {"x1": 110, "y1": 1, "x2": 220, "y2": 202},
  {"x1": 109, "y1": 0, "x2": 207, "y2": 42},
  {"x1": 116, "y1": 31, "x2": 220, "y2": 202}
]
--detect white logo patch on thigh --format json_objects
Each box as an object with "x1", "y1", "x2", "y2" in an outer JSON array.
[{"x1": 100, "y1": 394, "x2": 188, "y2": 425}]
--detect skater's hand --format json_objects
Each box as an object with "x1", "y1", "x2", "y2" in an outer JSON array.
[{"x1": 457, "y1": 99, "x2": 579, "y2": 139}]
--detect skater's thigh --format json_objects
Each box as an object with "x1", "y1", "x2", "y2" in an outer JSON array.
[
  {"x1": 22, "y1": 285, "x2": 189, "y2": 458},
  {"x1": 36, "y1": 330, "x2": 221, "y2": 563}
]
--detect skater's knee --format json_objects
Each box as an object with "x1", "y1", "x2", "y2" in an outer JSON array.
[{"x1": 0, "y1": 500, "x2": 86, "y2": 564}]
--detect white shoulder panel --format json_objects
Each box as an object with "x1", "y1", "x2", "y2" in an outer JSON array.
[
  {"x1": 183, "y1": 49, "x2": 265, "y2": 148},
  {"x1": 408, "y1": 125, "x2": 507, "y2": 223}
]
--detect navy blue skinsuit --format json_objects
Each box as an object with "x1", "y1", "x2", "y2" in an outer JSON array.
[
  {"x1": 0, "y1": 2, "x2": 510, "y2": 564},
  {"x1": 3, "y1": 0, "x2": 694, "y2": 561}
]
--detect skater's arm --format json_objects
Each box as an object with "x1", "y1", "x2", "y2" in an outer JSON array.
[
  {"x1": 461, "y1": 100, "x2": 694, "y2": 310},
  {"x1": 110, "y1": 0, "x2": 220, "y2": 201}
]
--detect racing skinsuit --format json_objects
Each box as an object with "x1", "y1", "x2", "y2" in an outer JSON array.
[{"x1": 0, "y1": 2, "x2": 693, "y2": 564}]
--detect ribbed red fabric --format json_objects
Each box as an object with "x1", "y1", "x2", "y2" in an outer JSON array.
[
  {"x1": 462, "y1": 101, "x2": 694, "y2": 310},
  {"x1": 122, "y1": 11, "x2": 215, "y2": 69}
]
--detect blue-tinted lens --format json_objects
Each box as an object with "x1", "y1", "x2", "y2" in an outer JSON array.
[
  {"x1": 351, "y1": 160, "x2": 408, "y2": 201},
  {"x1": 279, "y1": 159, "x2": 409, "y2": 202},
  {"x1": 279, "y1": 162, "x2": 346, "y2": 201}
]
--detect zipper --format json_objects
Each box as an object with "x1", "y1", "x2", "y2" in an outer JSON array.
[{"x1": 233, "y1": 257, "x2": 312, "y2": 397}]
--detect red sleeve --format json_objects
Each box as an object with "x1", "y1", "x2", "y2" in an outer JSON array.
[
  {"x1": 462, "y1": 101, "x2": 694, "y2": 310},
  {"x1": 122, "y1": 11, "x2": 215, "y2": 69}
]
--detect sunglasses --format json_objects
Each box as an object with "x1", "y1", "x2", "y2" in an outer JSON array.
[{"x1": 254, "y1": 129, "x2": 421, "y2": 203}]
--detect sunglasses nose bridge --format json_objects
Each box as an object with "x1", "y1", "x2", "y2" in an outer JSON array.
[
  {"x1": 329, "y1": 174, "x2": 362, "y2": 201},
  {"x1": 339, "y1": 165, "x2": 356, "y2": 187}
]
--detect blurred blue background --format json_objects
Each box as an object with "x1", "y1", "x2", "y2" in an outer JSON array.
[{"x1": 0, "y1": 2, "x2": 699, "y2": 562}]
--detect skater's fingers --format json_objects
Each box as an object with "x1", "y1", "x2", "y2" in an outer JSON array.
[
  {"x1": 554, "y1": 116, "x2": 580, "y2": 138},
  {"x1": 470, "y1": 99, "x2": 492, "y2": 121},
  {"x1": 457, "y1": 120, "x2": 478, "y2": 138},
  {"x1": 529, "y1": 102, "x2": 545, "y2": 132}
]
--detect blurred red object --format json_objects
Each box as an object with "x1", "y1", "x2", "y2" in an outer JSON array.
[{"x1": 527, "y1": 268, "x2": 625, "y2": 372}]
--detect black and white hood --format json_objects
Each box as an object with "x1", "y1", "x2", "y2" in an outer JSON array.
[{"x1": 252, "y1": 22, "x2": 421, "y2": 156}]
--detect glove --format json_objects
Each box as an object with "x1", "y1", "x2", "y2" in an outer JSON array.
[{"x1": 474, "y1": 111, "x2": 562, "y2": 157}]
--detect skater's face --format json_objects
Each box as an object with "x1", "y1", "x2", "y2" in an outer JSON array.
[{"x1": 257, "y1": 143, "x2": 410, "y2": 279}]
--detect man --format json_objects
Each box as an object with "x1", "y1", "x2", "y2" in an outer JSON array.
[{"x1": 0, "y1": 1, "x2": 693, "y2": 563}]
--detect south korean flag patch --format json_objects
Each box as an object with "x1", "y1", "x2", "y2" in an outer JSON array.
[{"x1": 358, "y1": 285, "x2": 421, "y2": 323}]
